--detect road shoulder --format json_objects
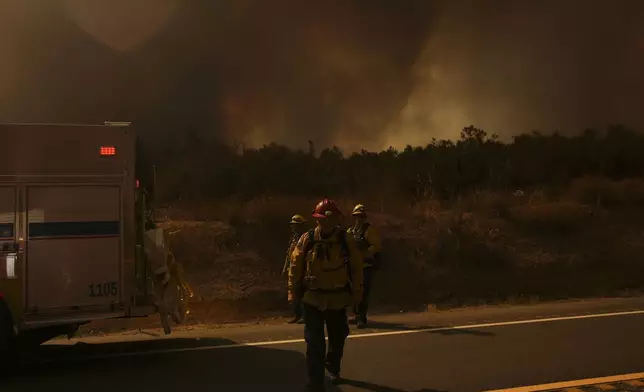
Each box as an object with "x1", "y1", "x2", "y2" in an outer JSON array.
[{"x1": 47, "y1": 296, "x2": 644, "y2": 347}]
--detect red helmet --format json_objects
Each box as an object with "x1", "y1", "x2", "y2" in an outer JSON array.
[{"x1": 312, "y1": 198, "x2": 342, "y2": 219}]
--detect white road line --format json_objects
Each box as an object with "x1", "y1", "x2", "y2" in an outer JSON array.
[
  {"x1": 483, "y1": 371, "x2": 644, "y2": 392},
  {"x1": 46, "y1": 309, "x2": 644, "y2": 362}
]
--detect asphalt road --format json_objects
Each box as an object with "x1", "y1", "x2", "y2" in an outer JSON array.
[{"x1": 4, "y1": 297, "x2": 644, "y2": 392}]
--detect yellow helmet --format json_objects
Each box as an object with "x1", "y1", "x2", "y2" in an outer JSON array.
[
  {"x1": 352, "y1": 204, "x2": 366, "y2": 216},
  {"x1": 289, "y1": 214, "x2": 307, "y2": 225}
]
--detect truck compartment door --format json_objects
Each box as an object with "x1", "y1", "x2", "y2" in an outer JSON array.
[
  {"x1": 0, "y1": 186, "x2": 23, "y2": 320},
  {"x1": 25, "y1": 186, "x2": 122, "y2": 312},
  {"x1": 0, "y1": 187, "x2": 15, "y2": 249}
]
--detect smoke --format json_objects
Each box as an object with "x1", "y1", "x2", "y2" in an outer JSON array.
[
  {"x1": 205, "y1": 0, "x2": 436, "y2": 151},
  {"x1": 386, "y1": 0, "x2": 644, "y2": 147},
  {"x1": 1, "y1": 0, "x2": 643, "y2": 152}
]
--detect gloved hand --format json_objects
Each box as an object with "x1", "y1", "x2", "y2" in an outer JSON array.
[{"x1": 162, "y1": 272, "x2": 171, "y2": 286}]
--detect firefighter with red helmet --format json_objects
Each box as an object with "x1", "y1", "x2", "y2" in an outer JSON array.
[{"x1": 288, "y1": 198, "x2": 364, "y2": 390}]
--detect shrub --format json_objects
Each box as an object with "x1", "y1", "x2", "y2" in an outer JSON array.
[
  {"x1": 508, "y1": 202, "x2": 591, "y2": 235},
  {"x1": 568, "y1": 177, "x2": 644, "y2": 208}
]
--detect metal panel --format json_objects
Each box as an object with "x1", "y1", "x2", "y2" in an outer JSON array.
[
  {"x1": 0, "y1": 188, "x2": 15, "y2": 241},
  {"x1": 25, "y1": 186, "x2": 122, "y2": 311},
  {"x1": 0, "y1": 123, "x2": 134, "y2": 177},
  {"x1": 27, "y1": 186, "x2": 119, "y2": 223}
]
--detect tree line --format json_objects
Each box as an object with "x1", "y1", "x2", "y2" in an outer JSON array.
[{"x1": 142, "y1": 125, "x2": 644, "y2": 203}]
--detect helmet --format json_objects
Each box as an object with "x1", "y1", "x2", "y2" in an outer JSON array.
[
  {"x1": 290, "y1": 214, "x2": 307, "y2": 225},
  {"x1": 352, "y1": 204, "x2": 366, "y2": 216},
  {"x1": 312, "y1": 198, "x2": 342, "y2": 219}
]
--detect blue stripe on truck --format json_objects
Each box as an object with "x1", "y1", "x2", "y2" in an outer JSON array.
[{"x1": 29, "y1": 221, "x2": 120, "y2": 239}]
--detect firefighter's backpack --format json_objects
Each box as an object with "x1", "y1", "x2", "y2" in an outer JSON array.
[{"x1": 302, "y1": 228, "x2": 351, "y2": 293}]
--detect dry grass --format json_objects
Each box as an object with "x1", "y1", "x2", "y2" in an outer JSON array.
[
  {"x1": 508, "y1": 202, "x2": 592, "y2": 235},
  {"x1": 143, "y1": 179, "x2": 644, "y2": 325},
  {"x1": 567, "y1": 176, "x2": 644, "y2": 207}
]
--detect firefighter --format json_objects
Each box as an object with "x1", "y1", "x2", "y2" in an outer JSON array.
[
  {"x1": 144, "y1": 228, "x2": 188, "y2": 335},
  {"x1": 289, "y1": 198, "x2": 364, "y2": 391},
  {"x1": 282, "y1": 214, "x2": 308, "y2": 324},
  {"x1": 347, "y1": 204, "x2": 382, "y2": 329}
]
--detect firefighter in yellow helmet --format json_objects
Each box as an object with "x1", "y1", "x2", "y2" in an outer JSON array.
[
  {"x1": 289, "y1": 198, "x2": 364, "y2": 389},
  {"x1": 347, "y1": 204, "x2": 382, "y2": 329},
  {"x1": 282, "y1": 214, "x2": 308, "y2": 324}
]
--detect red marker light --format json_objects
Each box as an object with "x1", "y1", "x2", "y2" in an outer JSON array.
[{"x1": 100, "y1": 146, "x2": 117, "y2": 156}]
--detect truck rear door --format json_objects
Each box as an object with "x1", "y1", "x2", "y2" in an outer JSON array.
[{"x1": 26, "y1": 185, "x2": 122, "y2": 312}]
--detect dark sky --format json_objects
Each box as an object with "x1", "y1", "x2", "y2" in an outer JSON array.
[{"x1": 1, "y1": 0, "x2": 643, "y2": 151}]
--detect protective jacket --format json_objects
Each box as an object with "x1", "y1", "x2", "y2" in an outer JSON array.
[
  {"x1": 282, "y1": 232, "x2": 304, "y2": 276},
  {"x1": 347, "y1": 222, "x2": 382, "y2": 268}
]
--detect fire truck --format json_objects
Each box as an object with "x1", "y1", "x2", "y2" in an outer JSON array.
[{"x1": 0, "y1": 122, "x2": 186, "y2": 362}]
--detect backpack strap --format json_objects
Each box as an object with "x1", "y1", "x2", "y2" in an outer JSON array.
[
  {"x1": 296, "y1": 229, "x2": 317, "y2": 297},
  {"x1": 336, "y1": 228, "x2": 350, "y2": 263},
  {"x1": 302, "y1": 228, "x2": 350, "y2": 264},
  {"x1": 362, "y1": 222, "x2": 371, "y2": 244},
  {"x1": 336, "y1": 229, "x2": 354, "y2": 286},
  {"x1": 303, "y1": 229, "x2": 316, "y2": 256},
  {"x1": 361, "y1": 222, "x2": 382, "y2": 269}
]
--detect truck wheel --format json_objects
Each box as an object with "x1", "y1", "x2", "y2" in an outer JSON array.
[{"x1": 0, "y1": 299, "x2": 17, "y2": 371}]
